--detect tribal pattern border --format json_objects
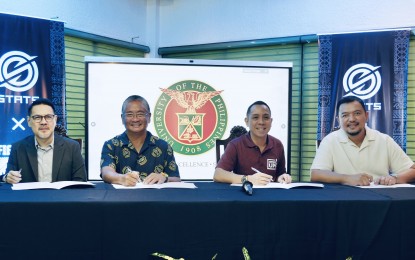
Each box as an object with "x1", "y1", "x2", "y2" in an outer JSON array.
[
  {"x1": 317, "y1": 35, "x2": 333, "y2": 141},
  {"x1": 49, "y1": 21, "x2": 66, "y2": 127},
  {"x1": 392, "y1": 30, "x2": 410, "y2": 150}
]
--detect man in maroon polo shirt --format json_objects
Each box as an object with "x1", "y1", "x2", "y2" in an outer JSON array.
[{"x1": 214, "y1": 101, "x2": 291, "y2": 185}]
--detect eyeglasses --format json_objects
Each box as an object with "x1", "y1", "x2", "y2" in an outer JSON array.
[
  {"x1": 30, "y1": 114, "x2": 56, "y2": 123},
  {"x1": 123, "y1": 112, "x2": 149, "y2": 119}
]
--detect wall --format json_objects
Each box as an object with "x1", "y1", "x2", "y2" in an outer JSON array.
[
  {"x1": 0, "y1": 0, "x2": 147, "y2": 45},
  {"x1": 1, "y1": 1, "x2": 414, "y2": 54},
  {"x1": 158, "y1": 0, "x2": 415, "y2": 47}
]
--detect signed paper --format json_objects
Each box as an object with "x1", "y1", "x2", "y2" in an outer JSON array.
[
  {"x1": 112, "y1": 182, "x2": 197, "y2": 189},
  {"x1": 358, "y1": 183, "x2": 415, "y2": 188}
]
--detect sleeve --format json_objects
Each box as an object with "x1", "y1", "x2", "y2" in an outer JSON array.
[
  {"x1": 1, "y1": 144, "x2": 18, "y2": 182},
  {"x1": 387, "y1": 136, "x2": 415, "y2": 174},
  {"x1": 310, "y1": 137, "x2": 334, "y2": 172},
  {"x1": 100, "y1": 140, "x2": 117, "y2": 169},
  {"x1": 5, "y1": 143, "x2": 18, "y2": 174},
  {"x1": 276, "y1": 145, "x2": 286, "y2": 176},
  {"x1": 163, "y1": 143, "x2": 180, "y2": 178},
  {"x1": 70, "y1": 141, "x2": 87, "y2": 182},
  {"x1": 216, "y1": 142, "x2": 238, "y2": 172}
]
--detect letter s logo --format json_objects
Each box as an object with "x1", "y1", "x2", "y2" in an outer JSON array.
[{"x1": 0, "y1": 51, "x2": 38, "y2": 92}]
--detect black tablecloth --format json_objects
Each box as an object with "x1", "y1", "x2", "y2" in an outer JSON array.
[{"x1": 0, "y1": 182, "x2": 414, "y2": 260}]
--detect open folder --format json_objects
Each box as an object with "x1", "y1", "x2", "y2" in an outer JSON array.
[{"x1": 12, "y1": 181, "x2": 95, "y2": 190}]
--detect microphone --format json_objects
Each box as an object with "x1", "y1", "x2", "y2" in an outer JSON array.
[{"x1": 242, "y1": 180, "x2": 253, "y2": 196}]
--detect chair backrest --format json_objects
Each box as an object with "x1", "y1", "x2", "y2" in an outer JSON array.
[
  {"x1": 215, "y1": 125, "x2": 247, "y2": 163},
  {"x1": 54, "y1": 124, "x2": 68, "y2": 137},
  {"x1": 72, "y1": 138, "x2": 83, "y2": 150},
  {"x1": 54, "y1": 124, "x2": 83, "y2": 150}
]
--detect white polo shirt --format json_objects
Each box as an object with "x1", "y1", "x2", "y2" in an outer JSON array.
[{"x1": 311, "y1": 126, "x2": 414, "y2": 178}]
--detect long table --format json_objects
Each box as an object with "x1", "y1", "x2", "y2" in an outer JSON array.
[{"x1": 0, "y1": 182, "x2": 414, "y2": 260}]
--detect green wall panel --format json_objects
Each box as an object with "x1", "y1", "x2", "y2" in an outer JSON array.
[{"x1": 64, "y1": 35, "x2": 145, "y2": 155}]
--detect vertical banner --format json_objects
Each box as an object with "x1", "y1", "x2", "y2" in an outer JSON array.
[
  {"x1": 0, "y1": 13, "x2": 65, "y2": 174},
  {"x1": 317, "y1": 30, "x2": 410, "y2": 150}
]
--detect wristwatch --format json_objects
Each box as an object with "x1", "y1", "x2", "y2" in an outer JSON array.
[
  {"x1": 241, "y1": 175, "x2": 248, "y2": 183},
  {"x1": 161, "y1": 172, "x2": 169, "y2": 183},
  {"x1": 390, "y1": 173, "x2": 398, "y2": 183}
]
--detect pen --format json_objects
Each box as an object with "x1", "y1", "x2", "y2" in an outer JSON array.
[
  {"x1": 12, "y1": 169, "x2": 22, "y2": 176},
  {"x1": 127, "y1": 168, "x2": 142, "y2": 183},
  {"x1": 251, "y1": 167, "x2": 260, "y2": 173},
  {"x1": 251, "y1": 167, "x2": 273, "y2": 183}
]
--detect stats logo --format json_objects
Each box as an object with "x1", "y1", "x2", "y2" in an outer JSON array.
[
  {"x1": 342, "y1": 63, "x2": 381, "y2": 100},
  {"x1": 0, "y1": 51, "x2": 38, "y2": 92},
  {"x1": 154, "y1": 80, "x2": 228, "y2": 155},
  {"x1": 342, "y1": 63, "x2": 382, "y2": 110}
]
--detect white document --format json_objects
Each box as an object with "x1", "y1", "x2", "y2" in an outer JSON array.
[
  {"x1": 358, "y1": 183, "x2": 415, "y2": 188},
  {"x1": 231, "y1": 182, "x2": 324, "y2": 189},
  {"x1": 12, "y1": 181, "x2": 95, "y2": 190},
  {"x1": 112, "y1": 182, "x2": 197, "y2": 189}
]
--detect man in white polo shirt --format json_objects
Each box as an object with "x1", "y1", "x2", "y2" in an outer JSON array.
[{"x1": 311, "y1": 96, "x2": 415, "y2": 186}]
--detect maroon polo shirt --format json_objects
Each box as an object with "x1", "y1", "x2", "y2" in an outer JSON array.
[{"x1": 216, "y1": 133, "x2": 286, "y2": 180}]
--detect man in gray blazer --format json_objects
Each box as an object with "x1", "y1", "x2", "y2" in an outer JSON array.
[{"x1": 1, "y1": 98, "x2": 87, "y2": 183}]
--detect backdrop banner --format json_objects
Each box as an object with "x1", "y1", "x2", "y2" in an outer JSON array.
[
  {"x1": 317, "y1": 30, "x2": 410, "y2": 150},
  {"x1": 0, "y1": 13, "x2": 65, "y2": 174}
]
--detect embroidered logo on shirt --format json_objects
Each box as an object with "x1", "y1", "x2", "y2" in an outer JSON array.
[{"x1": 267, "y1": 159, "x2": 277, "y2": 170}]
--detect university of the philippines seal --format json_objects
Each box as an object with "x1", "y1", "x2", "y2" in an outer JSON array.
[{"x1": 154, "y1": 80, "x2": 228, "y2": 155}]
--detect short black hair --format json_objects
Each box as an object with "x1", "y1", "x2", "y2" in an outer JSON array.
[
  {"x1": 28, "y1": 98, "x2": 55, "y2": 116},
  {"x1": 246, "y1": 101, "x2": 271, "y2": 117},
  {"x1": 336, "y1": 96, "x2": 366, "y2": 114},
  {"x1": 121, "y1": 95, "x2": 150, "y2": 114}
]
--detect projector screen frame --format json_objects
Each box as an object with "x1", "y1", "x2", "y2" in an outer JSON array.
[{"x1": 85, "y1": 57, "x2": 293, "y2": 181}]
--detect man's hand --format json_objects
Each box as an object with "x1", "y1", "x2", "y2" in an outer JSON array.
[
  {"x1": 374, "y1": 175, "x2": 397, "y2": 186},
  {"x1": 121, "y1": 171, "x2": 140, "y2": 186},
  {"x1": 142, "y1": 172, "x2": 167, "y2": 185},
  {"x1": 248, "y1": 172, "x2": 273, "y2": 186},
  {"x1": 343, "y1": 173, "x2": 373, "y2": 186},
  {"x1": 5, "y1": 170, "x2": 22, "y2": 184},
  {"x1": 277, "y1": 173, "x2": 292, "y2": 184}
]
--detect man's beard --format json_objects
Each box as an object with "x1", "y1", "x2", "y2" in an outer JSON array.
[
  {"x1": 348, "y1": 131, "x2": 360, "y2": 136},
  {"x1": 346, "y1": 127, "x2": 361, "y2": 136}
]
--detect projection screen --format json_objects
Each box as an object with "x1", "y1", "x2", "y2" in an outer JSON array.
[{"x1": 86, "y1": 57, "x2": 292, "y2": 180}]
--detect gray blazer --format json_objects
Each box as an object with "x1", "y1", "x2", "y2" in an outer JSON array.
[{"x1": 4, "y1": 134, "x2": 87, "y2": 182}]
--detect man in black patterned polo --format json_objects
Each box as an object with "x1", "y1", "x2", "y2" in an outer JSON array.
[{"x1": 100, "y1": 95, "x2": 180, "y2": 187}]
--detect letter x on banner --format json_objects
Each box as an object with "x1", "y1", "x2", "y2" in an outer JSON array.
[
  {"x1": 317, "y1": 29, "x2": 410, "y2": 151},
  {"x1": 0, "y1": 13, "x2": 65, "y2": 174}
]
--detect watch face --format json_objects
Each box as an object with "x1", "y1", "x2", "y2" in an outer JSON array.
[{"x1": 241, "y1": 175, "x2": 247, "y2": 183}]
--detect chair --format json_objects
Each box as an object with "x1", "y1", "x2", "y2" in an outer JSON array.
[
  {"x1": 54, "y1": 124, "x2": 83, "y2": 150},
  {"x1": 54, "y1": 124, "x2": 68, "y2": 137},
  {"x1": 215, "y1": 125, "x2": 247, "y2": 162}
]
